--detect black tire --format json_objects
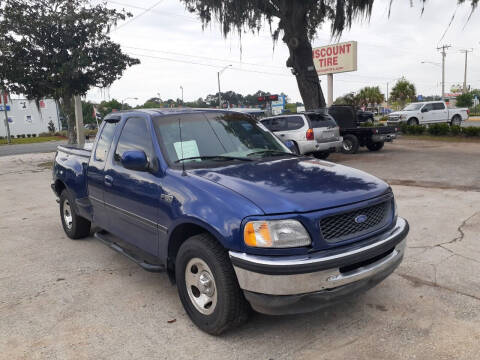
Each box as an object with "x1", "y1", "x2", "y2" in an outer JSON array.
[
  {"x1": 59, "y1": 190, "x2": 91, "y2": 239},
  {"x1": 175, "y1": 233, "x2": 250, "y2": 335},
  {"x1": 407, "y1": 118, "x2": 419, "y2": 126},
  {"x1": 313, "y1": 151, "x2": 330, "y2": 159},
  {"x1": 451, "y1": 115, "x2": 461, "y2": 126},
  {"x1": 366, "y1": 141, "x2": 385, "y2": 151},
  {"x1": 341, "y1": 134, "x2": 359, "y2": 154}
]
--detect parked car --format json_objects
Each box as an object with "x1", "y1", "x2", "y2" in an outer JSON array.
[
  {"x1": 260, "y1": 112, "x2": 342, "y2": 159},
  {"x1": 328, "y1": 105, "x2": 399, "y2": 154},
  {"x1": 357, "y1": 109, "x2": 375, "y2": 123},
  {"x1": 387, "y1": 101, "x2": 469, "y2": 126},
  {"x1": 52, "y1": 109, "x2": 409, "y2": 334}
]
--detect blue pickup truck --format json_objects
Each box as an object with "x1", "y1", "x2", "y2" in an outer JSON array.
[{"x1": 52, "y1": 109, "x2": 409, "y2": 334}]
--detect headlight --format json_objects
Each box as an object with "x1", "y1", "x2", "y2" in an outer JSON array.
[{"x1": 244, "y1": 219, "x2": 311, "y2": 248}]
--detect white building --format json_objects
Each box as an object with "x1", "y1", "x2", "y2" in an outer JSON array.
[{"x1": 0, "y1": 98, "x2": 61, "y2": 138}]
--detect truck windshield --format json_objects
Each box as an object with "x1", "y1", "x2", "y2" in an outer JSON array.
[
  {"x1": 153, "y1": 112, "x2": 292, "y2": 167},
  {"x1": 402, "y1": 103, "x2": 424, "y2": 111}
]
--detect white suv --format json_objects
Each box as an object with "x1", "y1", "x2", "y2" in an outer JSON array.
[{"x1": 261, "y1": 112, "x2": 342, "y2": 159}]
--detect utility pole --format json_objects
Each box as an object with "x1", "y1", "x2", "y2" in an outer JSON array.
[
  {"x1": 460, "y1": 49, "x2": 473, "y2": 94},
  {"x1": 437, "y1": 44, "x2": 451, "y2": 101},
  {"x1": 386, "y1": 82, "x2": 389, "y2": 106},
  {"x1": 180, "y1": 86, "x2": 184, "y2": 104},
  {"x1": 1, "y1": 90, "x2": 11, "y2": 144},
  {"x1": 217, "y1": 64, "x2": 232, "y2": 108}
]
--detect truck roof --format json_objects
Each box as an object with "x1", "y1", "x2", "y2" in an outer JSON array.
[{"x1": 105, "y1": 108, "x2": 247, "y2": 118}]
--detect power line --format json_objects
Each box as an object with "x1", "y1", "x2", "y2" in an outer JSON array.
[
  {"x1": 127, "y1": 52, "x2": 293, "y2": 77},
  {"x1": 103, "y1": 0, "x2": 199, "y2": 22},
  {"x1": 113, "y1": 0, "x2": 165, "y2": 31},
  {"x1": 122, "y1": 45, "x2": 286, "y2": 69}
]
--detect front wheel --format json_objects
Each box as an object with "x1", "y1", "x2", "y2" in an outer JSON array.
[
  {"x1": 366, "y1": 141, "x2": 385, "y2": 151},
  {"x1": 59, "y1": 190, "x2": 91, "y2": 239},
  {"x1": 175, "y1": 234, "x2": 250, "y2": 335}
]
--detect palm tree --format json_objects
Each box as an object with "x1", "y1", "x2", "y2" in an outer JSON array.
[
  {"x1": 390, "y1": 78, "x2": 416, "y2": 107},
  {"x1": 356, "y1": 86, "x2": 385, "y2": 107}
]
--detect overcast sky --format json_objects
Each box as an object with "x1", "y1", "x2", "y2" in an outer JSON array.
[{"x1": 86, "y1": 0, "x2": 480, "y2": 106}]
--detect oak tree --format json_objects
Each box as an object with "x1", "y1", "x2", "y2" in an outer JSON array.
[{"x1": 0, "y1": 0, "x2": 140, "y2": 143}]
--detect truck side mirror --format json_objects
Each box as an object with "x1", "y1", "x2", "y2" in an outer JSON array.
[{"x1": 121, "y1": 150, "x2": 149, "y2": 171}]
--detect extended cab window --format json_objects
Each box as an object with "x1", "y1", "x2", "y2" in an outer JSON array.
[
  {"x1": 433, "y1": 103, "x2": 445, "y2": 110},
  {"x1": 94, "y1": 121, "x2": 117, "y2": 162},
  {"x1": 115, "y1": 117, "x2": 154, "y2": 162}
]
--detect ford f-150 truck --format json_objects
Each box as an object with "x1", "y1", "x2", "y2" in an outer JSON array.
[
  {"x1": 52, "y1": 109, "x2": 409, "y2": 335},
  {"x1": 387, "y1": 101, "x2": 469, "y2": 126}
]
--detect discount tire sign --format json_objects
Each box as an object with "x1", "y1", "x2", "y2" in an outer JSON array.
[{"x1": 312, "y1": 41, "x2": 357, "y2": 75}]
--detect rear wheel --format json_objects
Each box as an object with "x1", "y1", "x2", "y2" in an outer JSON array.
[
  {"x1": 59, "y1": 190, "x2": 91, "y2": 239},
  {"x1": 366, "y1": 142, "x2": 385, "y2": 151},
  {"x1": 175, "y1": 233, "x2": 250, "y2": 335},
  {"x1": 341, "y1": 134, "x2": 359, "y2": 154},
  {"x1": 451, "y1": 115, "x2": 461, "y2": 126}
]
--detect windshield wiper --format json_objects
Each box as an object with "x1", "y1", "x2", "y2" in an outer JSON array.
[
  {"x1": 246, "y1": 150, "x2": 299, "y2": 157},
  {"x1": 174, "y1": 155, "x2": 253, "y2": 163}
]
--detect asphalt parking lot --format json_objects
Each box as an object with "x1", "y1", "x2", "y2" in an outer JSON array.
[{"x1": 1, "y1": 137, "x2": 479, "y2": 360}]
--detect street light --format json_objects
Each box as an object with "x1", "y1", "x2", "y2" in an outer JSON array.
[
  {"x1": 121, "y1": 97, "x2": 138, "y2": 110},
  {"x1": 218, "y1": 64, "x2": 232, "y2": 108},
  {"x1": 421, "y1": 61, "x2": 441, "y2": 67}
]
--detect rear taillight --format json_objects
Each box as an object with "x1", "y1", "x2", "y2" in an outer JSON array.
[
  {"x1": 306, "y1": 128, "x2": 314, "y2": 141},
  {"x1": 467, "y1": 109, "x2": 470, "y2": 115}
]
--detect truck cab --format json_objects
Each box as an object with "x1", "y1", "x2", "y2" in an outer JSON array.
[{"x1": 387, "y1": 101, "x2": 469, "y2": 126}]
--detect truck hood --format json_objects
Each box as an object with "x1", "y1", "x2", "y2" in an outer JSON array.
[
  {"x1": 189, "y1": 157, "x2": 389, "y2": 214},
  {"x1": 389, "y1": 111, "x2": 409, "y2": 117}
]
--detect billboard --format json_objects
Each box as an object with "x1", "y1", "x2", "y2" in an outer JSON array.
[{"x1": 312, "y1": 41, "x2": 357, "y2": 75}]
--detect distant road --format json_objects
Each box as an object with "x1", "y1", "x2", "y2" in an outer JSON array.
[
  {"x1": 464, "y1": 120, "x2": 480, "y2": 127},
  {"x1": 0, "y1": 140, "x2": 67, "y2": 157}
]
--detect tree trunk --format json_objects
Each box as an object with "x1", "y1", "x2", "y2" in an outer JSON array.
[
  {"x1": 62, "y1": 95, "x2": 76, "y2": 144},
  {"x1": 280, "y1": 4, "x2": 326, "y2": 110}
]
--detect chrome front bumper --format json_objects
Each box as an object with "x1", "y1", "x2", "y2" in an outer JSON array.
[{"x1": 230, "y1": 217, "x2": 408, "y2": 314}]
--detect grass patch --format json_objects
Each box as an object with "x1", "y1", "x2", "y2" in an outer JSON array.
[{"x1": 0, "y1": 136, "x2": 65, "y2": 146}]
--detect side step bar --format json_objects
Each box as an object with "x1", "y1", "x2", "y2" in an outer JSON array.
[{"x1": 94, "y1": 231, "x2": 165, "y2": 273}]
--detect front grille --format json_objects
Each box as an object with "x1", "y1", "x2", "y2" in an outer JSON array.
[{"x1": 320, "y1": 201, "x2": 392, "y2": 243}]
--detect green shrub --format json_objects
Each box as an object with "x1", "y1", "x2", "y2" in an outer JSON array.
[
  {"x1": 38, "y1": 132, "x2": 51, "y2": 137},
  {"x1": 427, "y1": 124, "x2": 450, "y2": 136},
  {"x1": 412, "y1": 125, "x2": 426, "y2": 135},
  {"x1": 450, "y1": 125, "x2": 462, "y2": 136},
  {"x1": 32, "y1": 134, "x2": 37, "y2": 137},
  {"x1": 462, "y1": 126, "x2": 480, "y2": 137}
]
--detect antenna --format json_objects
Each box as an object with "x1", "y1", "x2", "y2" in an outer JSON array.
[{"x1": 178, "y1": 117, "x2": 187, "y2": 176}]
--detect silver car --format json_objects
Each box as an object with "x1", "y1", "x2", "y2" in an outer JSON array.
[{"x1": 261, "y1": 112, "x2": 342, "y2": 159}]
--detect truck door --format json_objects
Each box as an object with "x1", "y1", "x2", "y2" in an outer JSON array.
[
  {"x1": 102, "y1": 116, "x2": 160, "y2": 256},
  {"x1": 421, "y1": 103, "x2": 435, "y2": 124},
  {"x1": 87, "y1": 119, "x2": 119, "y2": 229},
  {"x1": 433, "y1": 102, "x2": 448, "y2": 122}
]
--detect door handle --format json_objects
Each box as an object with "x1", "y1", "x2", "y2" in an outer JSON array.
[{"x1": 104, "y1": 175, "x2": 114, "y2": 186}]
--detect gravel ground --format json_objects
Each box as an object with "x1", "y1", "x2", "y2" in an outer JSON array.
[{"x1": 1, "y1": 138, "x2": 479, "y2": 360}]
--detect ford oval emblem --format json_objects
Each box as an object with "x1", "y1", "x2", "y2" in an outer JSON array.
[{"x1": 355, "y1": 214, "x2": 368, "y2": 224}]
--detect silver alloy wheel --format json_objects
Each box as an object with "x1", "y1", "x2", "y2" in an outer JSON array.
[
  {"x1": 63, "y1": 199, "x2": 73, "y2": 230},
  {"x1": 185, "y1": 258, "x2": 217, "y2": 315},
  {"x1": 343, "y1": 139, "x2": 353, "y2": 152}
]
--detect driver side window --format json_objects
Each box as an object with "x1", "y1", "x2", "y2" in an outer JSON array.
[
  {"x1": 115, "y1": 117, "x2": 154, "y2": 163},
  {"x1": 423, "y1": 104, "x2": 434, "y2": 112}
]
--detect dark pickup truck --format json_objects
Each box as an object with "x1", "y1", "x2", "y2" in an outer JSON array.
[
  {"x1": 51, "y1": 108, "x2": 408, "y2": 334},
  {"x1": 328, "y1": 105, "x2": 399, "y2": 154}
]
